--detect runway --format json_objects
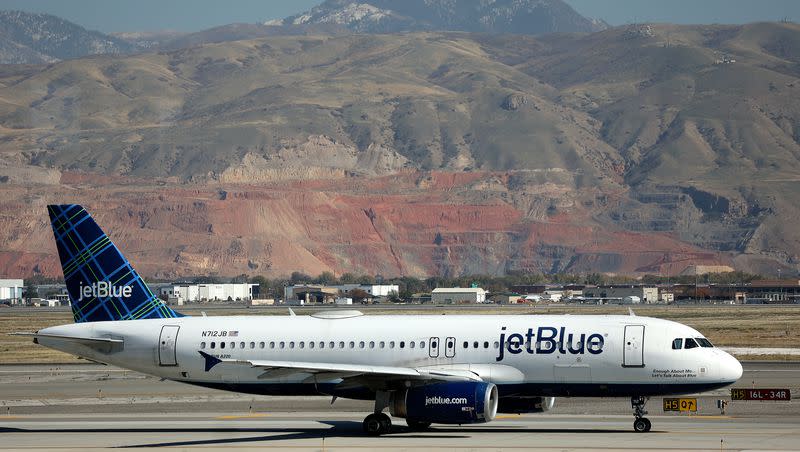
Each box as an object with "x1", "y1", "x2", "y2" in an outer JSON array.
[
  {"x1": 2, "y1": 412, "x2": 799, "y2": 451},
  {"x1": 1, "y1": 362, "x2": 798, "y2": 450}
]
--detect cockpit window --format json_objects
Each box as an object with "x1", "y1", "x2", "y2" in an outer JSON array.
[
  {"x1": 672, "y1": 338, "x2": 683, "y2": 350},
  {"x1": 684, "y1": 338, "x2": 698, "y2": 349},
  {"x1": 697, "y1": 338, "x2": 714, "y2": 348}
]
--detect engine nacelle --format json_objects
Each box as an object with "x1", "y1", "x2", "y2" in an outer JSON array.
[
  {"x1": 497, "y1": 396, "x2": 555, "y2": 413},
  {"x1": 390, "y1": 381, "x2": 498, "y2": 424}
]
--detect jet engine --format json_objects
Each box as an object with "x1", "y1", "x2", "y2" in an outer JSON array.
[{"x1": 390, "y1": 381, "x2": 498, "y2": 424}]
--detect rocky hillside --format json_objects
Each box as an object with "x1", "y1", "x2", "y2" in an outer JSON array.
[
  {"x1": 280, "y1": 0, "x2": 607, "y2": 34},
  {"x1": 0, "y1": 10, "x2": 139, "y2": 64},
  {"x1": 1, "y1": 23, "x2": 799, "y2": 277}
]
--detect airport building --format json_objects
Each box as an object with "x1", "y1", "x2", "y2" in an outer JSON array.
[
  {"x1": 431, "y1": 287, "x2": 487, "y2": 304},
  {"x1": 283, "y1": 284, "x2": 400, "y2": 305},
  {"x1": 159, "y1": 283, "x2": 258, "y2": 304},
  {"x1": 0, "y1": 279, "x2": 23, "y2": 303},
  {"x1": 582, "y1": 285, "x2": 660, "y2": 303}
]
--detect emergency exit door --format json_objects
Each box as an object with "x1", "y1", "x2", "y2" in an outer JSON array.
[
  {"x1": 623, "y1": 325, "x2": 645, "y2": 367},
  {"x1": 159, "y1": 325, "x2": 180, "y2": 366},
  {"x1": 429, "y1": 337, "x2": 440, "y2": 358},
  {"x1": 445, "y1": 336, "x2": 456, "y2": 358}
]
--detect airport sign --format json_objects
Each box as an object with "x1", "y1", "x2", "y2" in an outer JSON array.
[
  {"x1": 662, "y1": 398, "x2": 697, "y2": 412},
  {"x1": 731, "y1": 388, "x2": 791, "y2": 401}
]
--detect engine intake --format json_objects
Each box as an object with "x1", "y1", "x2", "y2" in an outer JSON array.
[
  {"x1": 390, "y1": 381, "x2": 498, "y2": 424},
  {"x1": 498, "y1": 396, "x2": 555, "y2": 413}
]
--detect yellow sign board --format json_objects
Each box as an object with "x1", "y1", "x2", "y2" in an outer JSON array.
[{"x1": 663, "y1": 398, "x2": 697, "y2": 412}]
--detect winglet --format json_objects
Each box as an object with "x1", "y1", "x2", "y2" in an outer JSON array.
[
  {"x1": 628, "y1": 307, "x2": 636, "y2": 316},
  {"x1": 199, "y1": 350, "x2": 223, "y2": 372}
]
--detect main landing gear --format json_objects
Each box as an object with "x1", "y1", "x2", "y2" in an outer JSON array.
[
  {"x1": 363, "y1": 391, "x2": 393, "y2": 436},
  {"x1": 363, "y1": 412, "x2": 392, "y2": 436},
  {"x1": 631, "y1": 396, "x2": 652, "y2": 433}
]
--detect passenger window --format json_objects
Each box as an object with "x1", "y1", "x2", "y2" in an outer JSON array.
[
  {"x1": 473, "y1": 341, "x2": 479, "y2": 348},
  {"x1": 369, "y1": 341, "x2": 375, "y2": 349},
  {"x1": 250, "y1": 342, "x2": 255, "y2": 349},
  {"x1": 419, "y1": 341, "x2": 424, "y2": 348},
  {"x1": 684, "y1": 338, "x2": 698, "y2": 349},
  {"x1": 494, "y1": 341, "x2": 499, "y2": 349},
  {"x1": 299, "y1": 342, "x2": 305, "y2": 349},
  {"x1": 240, "y1": 342, "x2": 245, "y2": 349},
  {"x1": 380, "y1": 341, "x2": 385, "y2": 348},
  {"x1": 483, "y1": 341, "x2": 489, "y2": 349},
  {"x1": 339, "y1": 341, "x2": 345, "y2": 348},
  {"x1": 400, "y1": 341, "x2": 405, "y2": 348},
  {"x1": 359, "y1": 341, "x2": 365, "y2": 349},
  {"x1": 289, "y1": 341, "x2": 295, "y2": 349},
  {"x1": 330, "y1": 341, "x2": 335, "y2": 349},
  {"x1": 268, "y1": 342, "x2": 273, "y2": 349},
  {"x1": 463, "y1": 341, "x2": 469, "y2": 349},
  {"x1": 259, "y1": 342, "x2": 265, "y2": 348},
  {"x1": 309, "y1": 342, "x2": 314, "y2": 349},
  {"x1": 230, "y1": 342, "x2": 235, "y2": 349},
  {"x1": 279, "y1": 341, "x2": 285, "y2": 349},
  {"x1": 672, "y1": 338, "x2": 683, "y2": 350},
  {"x1": 349, "y1": 341, "x2": 355, "y2": 348},
  {"x1": 221, "y1": 342, "x2": 226, "y2": 349},
  {"x1": 210, "y1": 342, "x2": 216, "y2": 349},
  {"x1": 200, "y1": 342, "x2": 206, "y2": 349},
  {"x1": 389, "y1": 341, "x2": 395, "y2": 348},
  {"x1": 410, "y1": 341, "x2": 415, "y2": 349},
  {"x1": 320, "y1": 341, "x2": 325, "y2": 349}
]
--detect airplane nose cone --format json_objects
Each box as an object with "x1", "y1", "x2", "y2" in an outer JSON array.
[{"x1": 721, "y1": 352, "x2": 743, "y2": 382}]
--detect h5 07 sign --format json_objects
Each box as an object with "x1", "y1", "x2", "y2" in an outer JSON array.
[
  {"x1": 663, "y1": 398, "x2": 697, "y2": 412},
  {"x1": 731, "y1": 388, "x2": 791, "y2": 401}
]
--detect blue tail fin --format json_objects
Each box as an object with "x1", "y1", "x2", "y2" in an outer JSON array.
[{"x1": 47, "y1": 204, "x2": 183, "y2": 323}]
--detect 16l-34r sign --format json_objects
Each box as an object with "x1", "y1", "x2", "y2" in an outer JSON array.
[{"x1": 731, "y1": 388, "x2": 791, "y2": 401}]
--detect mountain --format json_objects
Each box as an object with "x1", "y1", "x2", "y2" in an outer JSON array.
[
  {"x1": 280, "y1": 0, "x2": 607, "y2": 34},
  {"x1": 0, "y1": 10, "x2": 139, "y2": 64},
  {"x1": 1, "y1": 23, "x2": 799, "y2": 278}
]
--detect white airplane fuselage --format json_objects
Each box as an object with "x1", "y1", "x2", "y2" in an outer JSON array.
[{"x1": 36, "y1": 312, "x2": 742, "y2": 399}]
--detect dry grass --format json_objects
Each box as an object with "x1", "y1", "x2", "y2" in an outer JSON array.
[{"x1": 2, "y1": 305, "x2": 799, "y2": 363}]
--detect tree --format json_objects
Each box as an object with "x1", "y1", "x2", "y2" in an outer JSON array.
[
  {"x1": 290, "y1": 271, "x2": 312, "y2": 285},
  {"x1": 316, "y1": 271, "x2": 336, "y2": 285},
  {"x1": 348, "y1": 288, "x2": 371, "y2": 304},
  {"x1": 339, "y1": 272, "x2": 357, "y2": 284}
]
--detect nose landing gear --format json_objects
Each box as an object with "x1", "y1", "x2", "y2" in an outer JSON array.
[{"x1": 631, "y1": 396, "x2": 652, "y2": 432}]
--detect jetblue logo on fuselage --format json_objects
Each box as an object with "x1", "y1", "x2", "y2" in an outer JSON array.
[
  {"x1": 496, "y1": 326, "x2": 605, "y2": 361},
  {"x1": 78, "y1": 281, "x2": 132, "y2": 301}
]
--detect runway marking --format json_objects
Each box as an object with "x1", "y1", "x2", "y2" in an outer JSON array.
[{"x1": 215, "y1": 413, "x2": 270, "y2": 420}]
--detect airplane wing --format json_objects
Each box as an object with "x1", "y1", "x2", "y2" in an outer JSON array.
[{"x1": 198, "y1": 351, "x2": 481, "y2": 384}]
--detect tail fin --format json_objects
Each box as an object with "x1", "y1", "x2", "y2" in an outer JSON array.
[{"x1": 47, "y1": 204, "x2": 183, "y2": 323}]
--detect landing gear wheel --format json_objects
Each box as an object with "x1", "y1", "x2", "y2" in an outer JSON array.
[
  {"x1": 406, "y1": 419, "x2": 432, "y2": 431},
  {"x1": 363, "y1": 412, "x2": 392, "y2": 436},
  {"x1": 633, "y1": 418, "x2": 649, "y2": 433},
  {"x1": 630, "y1": 396, "x2": 651, "y2": 433}
]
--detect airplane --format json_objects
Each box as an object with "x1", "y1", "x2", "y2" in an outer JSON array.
[{"x1": 13, "y1": 204, "x2": 743, "y2": 435}]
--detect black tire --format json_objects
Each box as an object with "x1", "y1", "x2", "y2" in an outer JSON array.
[
  {"x1": 633, "y1": 418, "x2": 648, "y2": 433},
  {"x1": 406, "y1": 419, "x2": 432, "y2": 431},
  {"x1": 643, "y1": 418, "x2": 652, "y2": 432},
  {"x1": 378, "y1": 413, "x2": 392, "y2": 433},
  {"x1": 363, "y1": 414, "x2": 383, "y2": 436}
]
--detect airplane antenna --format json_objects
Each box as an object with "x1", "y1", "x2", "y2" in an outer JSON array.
[
  {"x1": 628, "y1": 307, "x2": 636, "y2": 316},
  {"x1": 289, "y1": 308, "x2": 296, "y2": 316}
]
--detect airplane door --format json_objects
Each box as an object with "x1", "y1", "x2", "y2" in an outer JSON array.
[
  {"x1": 445, "y1": 336, "x2": 456, "y2": 358},
  {"x1": 429, "y1": 337, "x2": 440, "y2": 358},
  {"x1": 623, "y1": 325, "x2": 645, "y2": 367},
  {"x1": 159, "y1": 325, "x2": 180, "y2": 366}
]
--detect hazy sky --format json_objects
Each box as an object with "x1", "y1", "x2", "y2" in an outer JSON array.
[{"x1": 0, "y1": 0, "x2": 798, "y2": 33}]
